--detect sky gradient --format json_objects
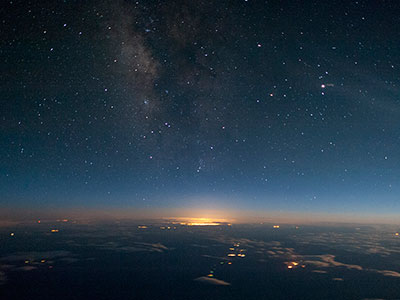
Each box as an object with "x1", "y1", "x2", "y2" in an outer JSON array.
[{"x1": 1, "y1": 0, "x2": 400, "y2": 221}]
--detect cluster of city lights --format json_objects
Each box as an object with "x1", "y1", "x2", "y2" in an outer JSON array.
[{"x1": 285, "y1": 261, "x2": 305, "y2": 269}]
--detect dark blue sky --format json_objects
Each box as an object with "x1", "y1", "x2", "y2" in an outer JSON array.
[{"x1": 1, "y1": 0, "x2": 400, "y2": 217}]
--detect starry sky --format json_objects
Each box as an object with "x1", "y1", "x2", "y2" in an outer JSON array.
[{"x1": 1, "y1": 0, "x2": 400, "y2": 218}]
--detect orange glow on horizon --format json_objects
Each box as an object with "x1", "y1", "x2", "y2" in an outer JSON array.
[
  {"x1": 168, "y1": 217, "x2": 232, "y2": 226},
  {"x1": 3, "y1": 206, "x2": 400, "y2": 226}
]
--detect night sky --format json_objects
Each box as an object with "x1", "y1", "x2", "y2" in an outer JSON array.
[{"x1": 1, "y1": 0, "x2": 400, "y2": 218}]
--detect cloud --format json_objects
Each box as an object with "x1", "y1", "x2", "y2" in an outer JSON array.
[
  {"x1": 211, "y1": 235, "x2": 281, "y2": 251},
  {"x1": 194, "y1": 276, "x2": 231, "y2": 286},
  {"x1": 365, "y1": 247, "x2": 392, "y2": 256},
  {"x1": 317, "y1": 254, "x2": 363, "y2": 271},
  {"x1": 92, "y1": 241, "x2": 169, "y2": 253},
  {"x1": 292, "y1": 227, "x2": 400, "y2": 257},
  {"x1": 263, "y1": 241, "x2": 400, "y2": 280},
  {"x1": 0, "y1": 250, "x2": 78, "y2": 282},
  {"x1": 0, "y1": 251, "x2": 72, "y2": 262},
  {"x1": 209, "y1": 230, "x2": 400, "y2": 285},
  {"x1": 149, "y1": 243, "x2": 168, "y2": 251},
  {"x1": 300, "y1": 253, "x2": 400, "y2": 279},
  {"x1": 373, "y1": 270, "x2": 400, "y2": 278},
  {"x1": 304, "y1": 260, "x2": 331, "y2": 268},
  {"x1": 312, "y1": 270, "x2": 328, "y2": 274}
]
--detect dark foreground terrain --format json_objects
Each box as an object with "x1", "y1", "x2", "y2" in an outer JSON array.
[{"x1": 1, "y1": 220, "x2": 400, "y2": 300}]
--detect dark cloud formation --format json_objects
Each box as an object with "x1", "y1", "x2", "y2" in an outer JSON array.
[
  {"x1": 0, "y1": 250, "x2": 78, "y2": 286},
  {"x1": 1, "y1": 222, "x2": 400, "y2": 299},
  {"x1": 208, "y1": 225, "x2": 400, "y2": 279},
  {"x1": 0, "y1": 250, "x2": 72, "y2": 262}
]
